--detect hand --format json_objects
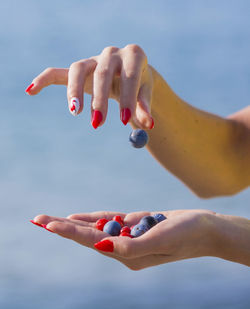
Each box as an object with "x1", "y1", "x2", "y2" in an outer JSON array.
[
  {"x1": 26, "y1": 44, "x2": 154, "y2": 130},
  {"x1": 31, "y1": 209, "x2": 219, "y2": 270}
]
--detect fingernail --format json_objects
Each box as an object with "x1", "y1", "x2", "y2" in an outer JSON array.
[
  {"x1": 25, "y1": 83, "x2": 34, "y2": 93},
  {"x1": 30, "y1": 220, "x2": 43, "y2": 228},
  {"x1": 94, "y1": 239, "x2": 114, "y2": 252},
  {"x1": 120, "y1": 108, "x2": 131, "y2": 126},
  {"x1": 69, "y1": 97, "x2": 80, "y2": 116},
  {"x1": 91, "y1": 110, "x2": 103, "y2": 129},
  {"x1": 42, "y1": 224, "x2": 55, "y2": 233},
  {"x1": 150, "y1": 117, "x2": 154, "y2": 130}
]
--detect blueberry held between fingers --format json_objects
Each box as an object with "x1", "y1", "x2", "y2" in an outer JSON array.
[
  {"x1": 131, "y1": 223, "x2": 149, "y2": 237},
  {"x1": 152, "y1": 213, "x2": 167, "y2": 223},
  {"x1": 139, "y1": 216, "x2": 157, "y2": 229},
  {"x1": 103, "y1": 221, "x2": 121, "y2": 236},
  {"x1": 129, "y1": 129, "x2": 148, "y2": 148}
]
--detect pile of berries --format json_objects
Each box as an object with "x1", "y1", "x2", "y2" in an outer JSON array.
[{"x1": 95, "y1": 213, "x2": 166, "y2": 238}]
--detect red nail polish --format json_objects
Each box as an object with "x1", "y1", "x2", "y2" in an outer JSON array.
[
  {"x1": 150, "y1": 118, "x2": 154, "y2": 130},
  {"x1": 91, "y1": 110, "x2": 103, "y2": 129},
  {"x1": 30, "y1": 220, "x2": 43, "y2": 228},
  {"x1": 25, "y1": 83, "x2": 34, "y2": 93},
  {"x1": 42, "y1": 224, "x2": 54, "y2": 233},
  {"x1": 120, "y1": 108, "x2": 131, "y2": 125},
  {"x1": 94, "y1": 239, "x2": 114, "y2": 252}
]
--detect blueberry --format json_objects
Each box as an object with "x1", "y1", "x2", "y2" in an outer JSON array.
[
  {"x1": 103, "y1": 221, "x2": 121, "y2": 236},
  {"x1": 131, "y1": 223, "x2": 149, "y2": 237},
  {"x1": 152, "y1": 213, "x2": 167, "y2": 223},
  {"x1": 129, "y1": 129, "x2": 148, "y2": 148},
  {"x1": 139, "y1": 216, "x2": 157, "y2": 229}
]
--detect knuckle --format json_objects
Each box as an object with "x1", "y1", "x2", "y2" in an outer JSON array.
[
  {"x1": 67, "y1": 214, "x2": 76, "y2": 220},
  {"x1": 69, "y1": 60, "x2": 86, "y2": 70},
  {"x1": 102, "y1": 46, "x2": 119, "y2": 55},
  {"x1": 128, "y1": 264, "x2": 142, "y2": 271},
  {"x1": 123, "y1": 261, "x2": 142, "y2": 271},
  {"x1": 95, "y1": 66, "x2": 110, "y2": 79},
  {"x1": 125, "y1": 44, "x2": 144, "y2": 55},
  {"x1": 44, "y1": 67, "x2": 56, "y2": 75},
  {"x1": 125, "y1": 70, "x2": 138, "y2": 80},
  {"x1": 120, "y1": 243, "x2": 135, "y2": 259}
]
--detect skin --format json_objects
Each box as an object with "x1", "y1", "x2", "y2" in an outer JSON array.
[
  {"x1": 27, "y1": 44, "x2": 250, "y2": 198},
  {"x1": 33, "y1": 210, "x2": 250, "y2": 269},
  {"x1": 28, "y1": 44, "x2": 250, "y2": 268}
]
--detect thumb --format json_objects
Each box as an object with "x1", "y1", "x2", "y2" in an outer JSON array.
[{"x1": 94, "y1": 231, "x2": 159, "y2": 258}]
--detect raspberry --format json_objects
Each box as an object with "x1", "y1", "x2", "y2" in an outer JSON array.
[
  {"x1": 95, "y1": 218, "x2": 108, "y2": 231},
  {"x1": 112, "y1": 215, "x2": 124, "y2": 227},
  {"x1": 120, "y1": 226, "x2": 131, "y2": 234},
  {"x1": 120, "y1": 232, "x2": 133, "y2": 238}
]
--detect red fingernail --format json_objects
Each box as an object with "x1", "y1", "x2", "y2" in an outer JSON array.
[
  {"x1": 120, "y1": 108, "x2": 131, "y2": 126},
  {"x1": 25, "y1": 83, "x2": 34, "y2": 93},
  {"x1": 94, "y1": 239, "x2": 114, "y2": 252},
  {"x1": 30, "y1": 220, "x2": 43, "y2": 228},
  {"x1": 42, "y1": 224, "x2": 55, "y2": 233},
  {"x1": 150, "y1": 118, "x2": 154, "y2": 130},
  {"x1": 91, "y1": 110, "x2": 103, "y2": 129}
]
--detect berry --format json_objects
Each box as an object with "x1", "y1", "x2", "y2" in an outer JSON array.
[
  {"x1": 120, "y1": 226, "x2": 131, "y2": 234},
  {"x1": 103, "y1": 220, "x2": 121, "y2": 236},
  {"x1": 129, "y1": 129, "x2": 148, "y2": 148},
  {"x1": 131, "y1": 223, "x2": 149, "y2": 238},
  {"x1": 96, "y1": 218, "x2": 108, "y2": 231},
  {"x1": 120, "y1": 232, "x2": 133, "y2": 238},
  {"x1": 139, "y1": 216, "x2": 157, "y2": 229},
  {"x1": 112, "y1": 215, "x2": 124, "y2": 227},
  {"x1": 152, "y1": 213, "x2": 167, "y2": 223}
]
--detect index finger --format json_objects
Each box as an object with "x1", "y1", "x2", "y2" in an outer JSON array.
[
  {"x1": 67, "y1": 211, "x2": 126, "y2": 222},
  {"x1": 26, "y1": 67, "x2": 69, "y2": 95}
]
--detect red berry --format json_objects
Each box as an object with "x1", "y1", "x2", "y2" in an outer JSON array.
[
  {"x1": 120, "y1": 226, "x2": 131, "y2": 234},
  {"x1": 95, "y1": 218, "x2": 108, "y2": 231},
  {"x1": 120, "y1": 232, "x2": 133, "y2": 238},
  {"x1": 112, "y1": 215, "x2": 124, "y2": 227}
]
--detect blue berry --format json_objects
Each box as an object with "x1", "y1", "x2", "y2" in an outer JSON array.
[
  {"x1": 129, "y1": 129, "x2": 148, "y2": 148},
  {"x1": 139, "y1": 216, "x2": 157, "y2": 229},
  {"x1": 131, "y1": 223, "x2": 149, "y2": 237},
  {"x1": 152, "y1": 213, "x2": 167, "y2": 223},
  {"x1": 103, "y1": 221, "x2": 121, "y2": 236}
]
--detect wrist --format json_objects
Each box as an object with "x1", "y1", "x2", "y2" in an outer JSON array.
[{"x1": 209, "y1": 213, "x2": 250, "y2": 266}]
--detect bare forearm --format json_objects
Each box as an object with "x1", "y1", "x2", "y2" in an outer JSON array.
[
  {"x1": 147, "y1": 66, "x2": 250, "y2": 197},
  {"x1": 212, "y1": 213, "x2": 250, "y2": 266}
]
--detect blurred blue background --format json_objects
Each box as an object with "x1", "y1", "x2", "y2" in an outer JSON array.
[{"x1": 0, "y1": 0, "x2": 249, "y2": 308}]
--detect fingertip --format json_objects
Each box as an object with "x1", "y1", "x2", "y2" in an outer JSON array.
[
  {"x1": 25, "y1": 83, "x2": 34, "y2": 94},
  {"x1": 120, "y1": 108, "x2": 132, "y2": 126},
  {"x1": 91, "y1": 110, "x2": 103, "y2": 129},
  {"x1": 94, "y1": 239, "x2": 114, "y2": 252},
  {"x1": 149, "y1": 117, "x2": 154, "y2": 130},
  {"x1": 69, "y1": 97, "x2": 81, "y2": 116},
  {"x1": 46, "y1": 221, "x2": 66, "y2": 234}
]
